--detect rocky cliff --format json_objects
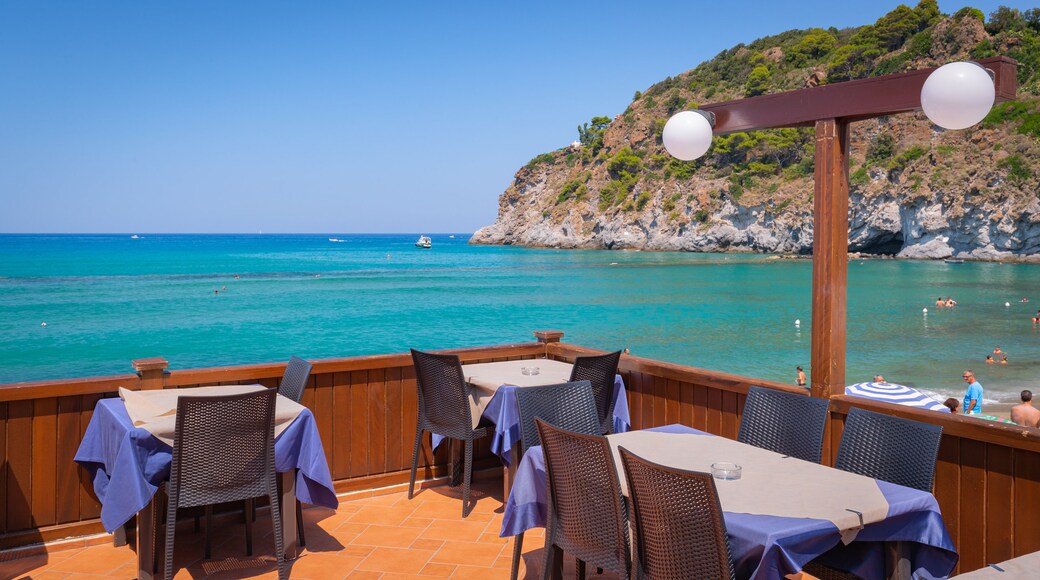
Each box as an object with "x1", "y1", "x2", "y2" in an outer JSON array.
[{"x1": 471, "y1": 4, "x2": 1040, "y2": 260}]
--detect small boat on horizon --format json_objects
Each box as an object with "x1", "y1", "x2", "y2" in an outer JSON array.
[
  {"x1": 415, "y1": 235, "x2": 432, "y2": 249},
  {"x1": 329, "y1": 238, "x2": 347, "y2": 243},
  {"x1": 130, "y1": 235, "x2": 140, "y2": 239},
  {"x1": 944, "y1": 259, "x2": 965, "y2": 264},
  {"x1": 449, "y1": 234, "x2": 455, "y2": 238}
]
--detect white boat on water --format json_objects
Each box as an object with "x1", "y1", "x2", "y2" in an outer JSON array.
[
  {"x1": 130, "y1": 235, "x2": 140, "y2": 239},
  {"x1": 329, "y1": 238, "x2": 346, "y2": 243},
  {"x1": 415, "y1": 235, "x2": 432, "y2": 249}
]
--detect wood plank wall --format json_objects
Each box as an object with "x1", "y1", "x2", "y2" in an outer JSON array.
[
  {"x1": 2, "y1": 338, "x2": 1039, "y2": 577},
  {"x1": 0, "y1": 342, "x2": 546, "y2": 548}
]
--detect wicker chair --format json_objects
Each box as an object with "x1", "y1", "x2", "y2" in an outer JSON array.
[
  {"x1": 278, "y1": 355, "x2": 312, "y2": 403},
  {"x1": 737, "y1": 385, "x2": 830, "y2": 463},
  {"x1": 163, "y1": 389, "x2": 285, "y2": 580},
  {"x1": 509, "y1": 381, "x2": 601, "y2": 580},
  {"x1": 835, "y1": 407, "x2": 943, "y2": 492},
  {"x1": 569, "y1": 351, "x2": 622, "y2": 434},
  {"x1": 535, "y1": 418, "x2": 630, "y2": 580},
  {"x1": 618, "y1": 447, "x2": 735, "y2": 580},
  {"x1": 408, "y1": 349, "x2": 491, "y2": 517}
]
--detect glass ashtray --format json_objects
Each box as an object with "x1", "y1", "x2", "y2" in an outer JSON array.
[
  {"x1": 520, "y1": 366, "x2": 540, "y2": 376},
  {"x1": 711, "y1": 462, "x2": 742, "y2": 480}
]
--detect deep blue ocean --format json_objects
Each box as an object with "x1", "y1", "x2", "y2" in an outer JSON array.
[{"x1": 2, "y1": 233, "x2": 1039, "y2": 406}]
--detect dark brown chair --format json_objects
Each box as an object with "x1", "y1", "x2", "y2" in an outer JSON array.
[
  {"x1": 278, "y1": 355, "x2": 312, "y2": 403},
  {"x1": 738, "y1": 385, "x2": 830, "y2": 463},
  {"x1": 535, "y1": 418, "x2": 630, "y2": 580},
  {"x1": 835, "y1": 406, "x2": 943, "y2": 492},
  {"x1": 163, "y1": 389, "x2": 285, "y2": 580},
  {"x1": 408, "y1": 349, "x2": 491, "y2": 517},
  {"x1": 509, "y1": 381, "x2": 601, "y2": 580},
  {"x1": 569, "y1": 351, "x2": 622, "y2": 434},
  {"x1": 618, "y1": 447, "x2": 735, "y2": 580}
]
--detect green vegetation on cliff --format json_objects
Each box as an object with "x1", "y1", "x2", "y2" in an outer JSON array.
[{"x1": 513, "y1": 4, "x2": 1040, "y2": 239}]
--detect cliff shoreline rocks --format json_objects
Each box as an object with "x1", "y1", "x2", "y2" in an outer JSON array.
[{"x1": 472, "y1": 4, "x2": 1040, "y2": 262}]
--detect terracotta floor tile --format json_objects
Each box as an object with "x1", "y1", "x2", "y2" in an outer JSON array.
[
  {"x1": 303, "y1": 524, "x2": 368, "y2": 553},
  {"x1": 14, "y1": 570, "x2": 68, "y2": 580},
  {"x1": 356, "y1": 546, "x2": 436, "y2": 575},
  {"x1": 349, "y1": 505, "x2": 417, "y2": 526},
  {"x1": 340, "y1": 545, "x2": 375, "y2": 558},
  {"x1": 429, "y1": 540, "x2": 504, "y2": 568},
  {"x1": 450, "y1": 564, "x2": 513, "y2": 580},
  {"x1": 420, "y1": 520, "x2": 489, "y2": 543},
  {"x1": 399, "y1": 516, "x2": 436, "y2": 529},
  {"x1": 492, "y1": 555, "x2": 515, "y2": 569},
  {"x1": 410, "y1": 538, "x2": 444, "y2": 552},
  {"x1": 285, "y1": 552, "x2": 362, "y2": 580},
  {"x1": 419, "y1": 562, "x2": 456, "y2": 576},
  {"x1": 4, "y1": 478, "x2": 545, "y2": 580},
  {"x1": 46, "y1": 545, "x2": 133, "y2": 575},
  {"x1": 352, "y1": 524, "x2": 425, "y2": 548},
  {"x1": 345, "y1": 570, "x2": 383, "y2": 580},
  {"x1": 478, "y1": 533, "x2": 508, "y2": 546}
]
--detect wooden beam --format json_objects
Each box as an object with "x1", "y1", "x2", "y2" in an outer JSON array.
[
  {"x1": 701, "y1": 56, "x2": 1017, "y2": 134},
  {"x1": 810, "y1": 118, "x2": 850, "y2": 399}
]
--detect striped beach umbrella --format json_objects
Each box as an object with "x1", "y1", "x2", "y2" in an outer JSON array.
[{"x1": 845, "y1": 382, "x2": 950, "y2": 412}]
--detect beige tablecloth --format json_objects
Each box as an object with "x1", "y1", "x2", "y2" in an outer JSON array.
[
  {"x1": 119, "y1": 385, "x2": 305, "y2": 446},
  {"x1": 607, "y1": 431, "x2": 890, "y2": 543},
  {"x1": 462, "y1": 359, "x2": 574, "y2": 428},
  {"x1": 953, "y1": 552, "x2": 1040, "y2": 578},
  {"x1": 464, "y1": 359, "x2": 573, "y2": 391}
]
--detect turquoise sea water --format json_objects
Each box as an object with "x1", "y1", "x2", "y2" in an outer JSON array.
[{"x1": 2, "y1": 233, "x2": 1040, "y2": 406}]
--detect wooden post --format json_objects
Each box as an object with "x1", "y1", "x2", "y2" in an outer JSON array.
[
  {"x1": 132, "y1": 357, "x2": 169, "y2": 391},
  {"x1": 534, "y1": 330, "x2": 564, "y2": 344},
  {"x1": 810, "y1": 118, "x2": 850, "y2": 399}
]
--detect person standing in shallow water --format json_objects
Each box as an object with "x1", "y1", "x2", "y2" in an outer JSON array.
[
  {"x1": 796, "y1": 366, "x2": 806, "y2": 386},
  {"x1": 962, "y1": 370, "x2": 983, "y2": 415}
]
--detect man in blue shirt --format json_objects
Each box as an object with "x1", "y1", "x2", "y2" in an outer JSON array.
[{"x1": 962, "y1": 370, "x2": 983, "y2": 415}]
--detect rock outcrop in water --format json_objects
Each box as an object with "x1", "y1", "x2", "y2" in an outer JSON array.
[{"x1": 471, "y1": 4, "x2": 1040, "y2": 261}]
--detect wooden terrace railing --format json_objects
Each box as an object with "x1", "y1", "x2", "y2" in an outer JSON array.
[{"x1": 1, "y1": 331, "x2": 1038, "y2": 575}]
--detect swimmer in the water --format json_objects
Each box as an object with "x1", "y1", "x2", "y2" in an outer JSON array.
[{"x1": 986, "y1": 355, "x2": 995, "y2": 364}]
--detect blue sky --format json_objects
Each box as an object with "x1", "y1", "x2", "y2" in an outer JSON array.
[{"x1": 0, "y1": 1, "x2": 1032, "y2": 234}]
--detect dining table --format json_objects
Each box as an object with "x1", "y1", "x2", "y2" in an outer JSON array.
[
  {"x1": 430, "y1": 358, "x2": 630, "y2": 497},
  {"x1": 74, "y1": 384, "x2": 338, "y2": 580},
  {"x1": 501, "y1": 424, "x2": 957, "y2": 580}
]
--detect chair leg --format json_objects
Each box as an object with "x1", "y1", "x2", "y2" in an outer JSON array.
[
  {"x1": 163, "y1": 486, "x2": 178, "y2": 580},
  {"x1": 541, "y1": 520, "x2": 558, "y2": 580},
  {"x1": 204, "y1": 505, "x2": 213, "y2": 559},
  {"x1": 244, "y1": 499, "x2": 254, "y2": 556},
  {"x1": 268, "y1": 478, "x2": 286, "y2": 580},
  {"x1": 408, "y1": 426, "x2": 423, "y2": 499},
  {"x1": 509, "y1": 531, "x2": 524, "y2": 580},
  {"x1": 296, "y1": 499, "x2": 306, "y2": 546},
  {"x1": 462, "y1": 438, "x2": 474, "y2": 518}
]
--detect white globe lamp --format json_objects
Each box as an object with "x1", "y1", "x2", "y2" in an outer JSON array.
[
  {"x1": 662, "y1": 110, "x2": 715, "y2": 160},
  {"x1": 920, "y1": 62, "x2": 995, "y2": 130}
]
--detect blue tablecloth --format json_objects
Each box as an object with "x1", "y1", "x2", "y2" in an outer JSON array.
[
  {"x1": 501, "y1": 424, "x2": 957, "y2": 580},
  {"x1": 74, "y1": 397, "x2": 338, "y2": 533},
  {"x1": 434, "y1": 375, "x2": 630, "y2": 465}
]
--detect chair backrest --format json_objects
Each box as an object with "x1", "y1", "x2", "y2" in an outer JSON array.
[
  {"x1": 737, "y1": 386, "x2": 830, "y2": 463},
  {"x1": 619, "y1": 447, "x2": 735, "y2": 580},
  {"x1": 278, "y1": 356, "x2": 313, "y2": 403},
  {"x1": 410, "y1": 349, "x2": 473, "y2": 436},
  {"x1": 514, "y1": 381, "x2": 600, "y2": 455},
  {"x1": 170, "y1": 389, "x2": 277, "y2": 508},
  {"x1": 569, "y1": 351, "x2": 622, "y2": 433},
  {"x1": 835, "y1": 407, "x2": 943, "y2": 492},
  {"x1": 535, "y1": 418, "x2": 630, "y2": 576}
]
